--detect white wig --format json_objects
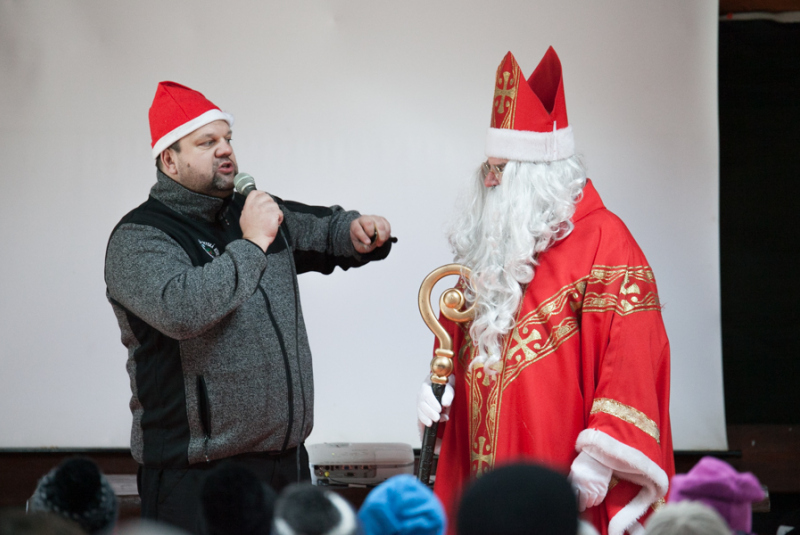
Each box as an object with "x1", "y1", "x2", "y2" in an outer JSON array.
[{"x1": 448, "y1": 155, "x2": 586, "y2": 373}]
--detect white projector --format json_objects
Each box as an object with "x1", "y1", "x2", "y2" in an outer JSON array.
[{"x1": 308, "y1": 442, "x2": 415, "y2": 486}]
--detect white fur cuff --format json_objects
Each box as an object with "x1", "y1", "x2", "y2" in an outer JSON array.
[{"x1": 576, "y1": 429, "x2": 669, "y2": 535}]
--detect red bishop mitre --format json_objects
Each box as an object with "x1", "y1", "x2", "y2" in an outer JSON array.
[
  {"x1": 485, "y1": 47, "x2": 575, "y2": 162},
  {"x1": 149, "y1": 81, "x2": 234, "y2": 159}
]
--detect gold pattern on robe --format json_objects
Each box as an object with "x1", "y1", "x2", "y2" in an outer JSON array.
[
  {"x1": 500, "y1": 280, "x2": 585, "y2": 388},
  {"x1": 461, "y1": 264, "x2": 662, "y2": 477},
  {"x1": 651, "y1": 497, "x2": 666, "y2": 511},
  {"x1": 591, "y1": 398, "x2": 661, "y2": 443},
  {"x1": 584, "y1": 266, "x2": 661, "y2": 316}
]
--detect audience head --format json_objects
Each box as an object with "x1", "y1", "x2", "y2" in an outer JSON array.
[
  {"x1": 28, "y1": 457, "x2": 117, "y2": 535},
  {"x1": 456, "y1": 462, "x2": 578, "y2": 535},
  {"x1": 669, "y1": 456, "x2": 763, "y2": 533},
  {"x1": 358, "y1": 474, "x2": 445, "y2": 535},
  {"x1": 645, "y1": 501, "x2": 731, "y2": 535},
  {"x1": 115, "y1": 519, "x2": 190, "y2": 535},
  {"x1": 273, "y1": 483, "x2": 359, "y2": 535},
  {"x1": 200, "y1": 462, "x2": 276, "y2": 535},
  {"x1": 0, "y1": 510, "x2": 86, "y2": 535}
]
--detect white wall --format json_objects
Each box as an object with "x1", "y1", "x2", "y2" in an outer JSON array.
[{"x1": 0, "y1": 0, "x2": 726, "y2": 451}]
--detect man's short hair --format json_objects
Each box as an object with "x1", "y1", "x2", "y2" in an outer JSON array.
[
  {"x1": 155, "y1": 139, "x2": 181, "y2": 171},
  {"x1": 644, "y1": 502, "x2": 732, "y2": 535}
]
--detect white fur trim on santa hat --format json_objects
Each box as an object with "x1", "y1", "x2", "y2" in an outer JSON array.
[
  {"x1": 576, "y1": 429, "x2": 669, "y2": 535},
  {"x1": 485, "y1": 125, "x2": 574, "y2": 162},
  {"x1": 151, "y1": 108, "x2": 234, "y2": 159}
]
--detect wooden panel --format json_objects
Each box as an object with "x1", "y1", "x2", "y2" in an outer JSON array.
[
  {"x1": 0, "y1": 450, "x2": 137, "y2": 509},
  {"x1": 720, "y1": 0, "x2": 800, "y2": 13},
  {"x1": 725, "y1": 425, "x2": 800, "y2": 493},
  {"x1": 675, "y1": 426, "x2": 800, "y2": 492}
]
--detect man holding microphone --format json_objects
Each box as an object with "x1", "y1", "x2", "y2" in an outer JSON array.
[{"x1": 105, "y1": 81, "x2": 392, "y2": 532}]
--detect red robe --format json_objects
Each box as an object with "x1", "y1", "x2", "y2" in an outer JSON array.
[{"x1": 434, "y1": 180, "x2": 674, "y2": 535}]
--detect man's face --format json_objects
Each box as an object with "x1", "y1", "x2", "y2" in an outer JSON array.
[
  {"x1": 166, "y1": 120, "x2": 238, "y2": 198},
  {"x1": 483, "y1": 157, "x2": 508, "y2": 188}
]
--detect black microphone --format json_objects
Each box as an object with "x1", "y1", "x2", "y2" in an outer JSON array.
[{"x1": 233, "y1": 172, "x2": 257, "y2": 196}]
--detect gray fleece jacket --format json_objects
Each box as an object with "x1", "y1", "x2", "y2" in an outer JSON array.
[{"x1": 105, "y1": 171, "x2": 391, "y2": 468}]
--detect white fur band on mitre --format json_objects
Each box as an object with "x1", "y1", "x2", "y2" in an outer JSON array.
[
  {"x1": 576, "y1": 429, "x2": 669, "y2": 535},
  {"x1": 151, "y1": 108, "x2": 234, "y2": 159},
  {"x1": 485, "y1": 125, "x2": 574, "y2": 162}
]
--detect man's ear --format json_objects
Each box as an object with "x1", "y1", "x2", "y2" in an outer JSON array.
[{"x1": 160, "y1": 148, "x2": 178, "y2": 177}]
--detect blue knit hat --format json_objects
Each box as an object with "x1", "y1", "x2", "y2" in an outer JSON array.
[{"x1": 358, "y1": 475, "x2": 445, "y2": 535}]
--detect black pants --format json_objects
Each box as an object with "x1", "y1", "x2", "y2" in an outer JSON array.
[{"x1": 138, "y1": 446, "x2": 311, "y2": 534}]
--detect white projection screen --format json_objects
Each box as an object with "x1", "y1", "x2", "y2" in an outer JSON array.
[{"x1": 0, "y1": 1, "x2": 726, "y2": 451}]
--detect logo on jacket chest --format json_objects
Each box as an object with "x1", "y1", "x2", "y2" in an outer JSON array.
[{"x1": 199, "y1": 240, "x2": 220, "y2": 258}]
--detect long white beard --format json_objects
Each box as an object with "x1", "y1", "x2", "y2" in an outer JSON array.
[{"x1": 447, "y1": 156, "x2": 587, "y2": 374}]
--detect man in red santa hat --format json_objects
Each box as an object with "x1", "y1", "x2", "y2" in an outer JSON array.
[
  {"x1": 417, "y1": 48, "x2": 674, "y2": 535},
  {"x1": 106, "y1": 82, "x2": 393, "y2": 533}
]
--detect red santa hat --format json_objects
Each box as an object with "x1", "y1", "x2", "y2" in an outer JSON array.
[
  {"x1": 149, "y1": 81, "x2": 234, "y2": 159},
  {"x1": 485, "y1": 47, "x2": 575, "y2": 162}
]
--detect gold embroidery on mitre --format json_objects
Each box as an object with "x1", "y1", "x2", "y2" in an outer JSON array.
[
  {"x1": 492, "y1": 62, "x2": 521, "y2": 129},
  {"x1": 591, "y1": 398, "x2": 661, "y2": 443}
]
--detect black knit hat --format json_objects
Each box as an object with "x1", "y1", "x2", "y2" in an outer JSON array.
[
  {"x1": 200, "y1": 462, "x2": 277, "y2": 535},
  {"x1": 273, "y1": 483, "x2": 359, "y2": 535},
  {"x1": 456, "y1": 463, "x2": 578, "y2": 535},
  {"x1": 29, "y1": 457, "x2": 118, "y2": 535}
]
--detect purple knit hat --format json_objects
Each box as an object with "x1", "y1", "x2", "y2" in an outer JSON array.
[{"x1": 669, "y1": 456, "x2": 764, "y2": 532}]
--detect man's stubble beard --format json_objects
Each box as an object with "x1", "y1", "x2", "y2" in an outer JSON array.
[
  {"x1": 448, "y1": 157, "x2": 586, "y2": 374},
  {"x1": 210, "y1": 159, "x2": 238, "y2": 194}
]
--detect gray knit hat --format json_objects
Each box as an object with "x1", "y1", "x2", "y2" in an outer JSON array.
[
  {"x1": 273, "y1": 483, "x2": 359, "y2": 535},
  {"x1": 29, "y1": 457, "x2": 118, "y2": 535}
]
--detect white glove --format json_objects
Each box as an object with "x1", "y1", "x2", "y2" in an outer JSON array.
[
  {"x1": 569, "y1": 451, "x2": 613, "y2": 512},
  {"x1": 416, "y1": 374, "x2": 455, "y2": 428}
]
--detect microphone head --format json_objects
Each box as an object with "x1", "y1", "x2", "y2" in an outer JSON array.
[{"x1": 234, "y1": 172, "x2": 256, "y2": 196}]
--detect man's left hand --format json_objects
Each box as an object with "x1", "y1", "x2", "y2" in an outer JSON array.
[{"x1": 350, "y1": 215, "x2": 391, "y2": 254}]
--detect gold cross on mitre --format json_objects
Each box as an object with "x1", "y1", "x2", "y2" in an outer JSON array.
[{"x1": 494, "y1": 71, "x2": 517, "y2": 115}]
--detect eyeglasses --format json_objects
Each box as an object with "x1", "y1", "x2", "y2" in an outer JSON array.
[{"x1": 481, "y1": 161, "x2": 506, "y2": 180}]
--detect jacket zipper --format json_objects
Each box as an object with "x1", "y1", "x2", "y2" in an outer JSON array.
[
  {"x1": 259, "y1": 286, "x2": 295, "y2": 452},
  {"x1": 197, "y1": 375, "x2": 212, "y2": 462}
]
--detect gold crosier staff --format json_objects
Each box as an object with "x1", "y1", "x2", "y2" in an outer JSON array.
[{"x1": 417, "y1": 264, "x2": 475, "y2": 485}]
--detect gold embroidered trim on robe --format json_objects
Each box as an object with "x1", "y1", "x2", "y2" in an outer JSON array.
[
  {"x1": 651, "y1": 497, "x2": 666, "y2": 511},
  {"x1": 591, "y1": 398, "x2": 660, "y2": 443},
  {"x1": 583, "y1": 265, "x2": 661, "y2": 316},
  {"x1": 461, "y1": 264, "x2": 662, "y2": 477},
  {"x1": 500, "y1": 281, "x2": 585, "y2": 389}
]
